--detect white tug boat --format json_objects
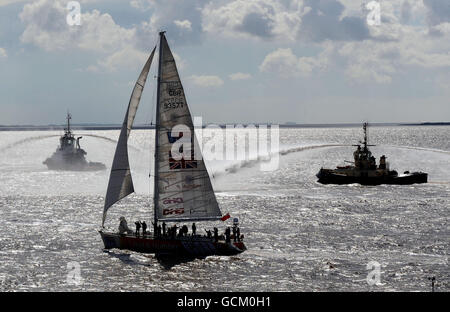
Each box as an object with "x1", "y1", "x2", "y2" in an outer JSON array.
[
  {"x1": 43, "y1": 113, "x2": 106, "y2": 171},
  {"x1": 99, "y1": 32, "x2": 246, "y2": 257}
]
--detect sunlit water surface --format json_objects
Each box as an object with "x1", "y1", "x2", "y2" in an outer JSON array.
[{"x1": 0, "y1": 126, "x2": 448, "y2": 291}]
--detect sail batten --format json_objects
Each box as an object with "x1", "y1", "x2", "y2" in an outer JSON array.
[
  {"x1": 102, "y1": 47, "x2": 156, "y2": 226},
  {"x1": 154, "y1": 33, "x2": 222, "y2": 222}
]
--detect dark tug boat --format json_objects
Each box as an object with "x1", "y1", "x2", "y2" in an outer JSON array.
[
  {"x1": 43, "y1": 113, "x2": 106, "y2": 171},
  {"x1": 316, "y1": 123, "x2": 428, "y2": 185}
]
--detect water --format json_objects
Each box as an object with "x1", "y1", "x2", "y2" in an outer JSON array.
[{"x1": 0, "y1": 126, "x2": 448, "y2": 291}]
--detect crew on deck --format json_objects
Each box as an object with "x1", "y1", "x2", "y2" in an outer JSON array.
[
  {"x1": 122, "y1": 219, "x2": 243, "y2": 243},
  {"x1": 379, "y1": 155, "x2": 386, "y2": 169},
  {"x1": 142, "y1": 221, "x2": 147, "y2": 235},
  {"x1": 118, "y1": 217, "x2": 133, "y2": 235},
  {"x1": 135, "y1": 221, "x2": 141, "y2": 236},
  {"x1": 369, "y1": 156, "x2": 377, "y2": 169}
]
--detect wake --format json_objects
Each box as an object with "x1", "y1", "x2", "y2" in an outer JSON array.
[
  {"x1": 212, "y1": 144, "x2": 345, "y2": 177},
  {"x1": 212, "y1": 143, "x2": 450, "y2": 177},
  {"x1": 1, "y1": 134, "x2": 141, "y2": 151},
  {"x1": 385, "y1": 145, "x2": 450, "y2": 155}
]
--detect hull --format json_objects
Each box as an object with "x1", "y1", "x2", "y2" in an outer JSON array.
[
  {"x1": 43, "y1": 156, "x2": 106, "y2": 171},
  {"x1": 317, "y1": 170, "x2": 428, "y2": 185},
  {"x1": 99, "y1": 231, "x2": 246, "y2": 257}
]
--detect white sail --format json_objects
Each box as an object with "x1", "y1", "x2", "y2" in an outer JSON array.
[
  {"x1": 103, "y1": 48, "x2": 156, "y2": 226},
  {"x1": 154, "y1": 33, "x2": 222, "y2": 222}
]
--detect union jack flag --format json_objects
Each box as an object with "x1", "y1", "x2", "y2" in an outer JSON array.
[{"x1": 169, "y1": 157, "x2": 197, "y2": 169}]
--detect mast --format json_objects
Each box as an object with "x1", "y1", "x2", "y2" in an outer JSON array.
[
  {"x1": 66, "y1": 112, "x2": 72, "y2": 135},
  {"x1": 153, "y1": 31, "x2": 165, "y2": 233},
  {"x1": 363, "y1": 122, "x2": 368, "y2": 151}
]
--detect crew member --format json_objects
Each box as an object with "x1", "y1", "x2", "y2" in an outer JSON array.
[
  {"x1": 172, "y1": 225, "x2": 178, "y2": 239},
  {"x1": 135, "y1": 221, "x2": 141, "y2": 236},
  {"x1": 182, "y1": 225, "x2": 188, "y2": 237},
  {"x1": 225, "y1": 227, "x2": 231, "y2": 243},
  {"x1": 379, "y1": 155, "x2": 386, "y2": 169},
  {"x1": 157, "y1": 224, "x2": 162, "y2": 237},
  {"x1": 118, "y1": 217, "x2": 132, "y2": 234},
  {"x1": 142, "y1": 221, "x2": 147, "y2": 235}
]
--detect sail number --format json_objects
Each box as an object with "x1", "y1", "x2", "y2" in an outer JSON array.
[
  {"x1": 167, "y1": 82, "x2": 182, "y2": 97},
  {"x1": 168, "y1": 88, "x2": 182, "y2": 96},
  {"x1": 163, "y1": 98, "x2": 184, "y2": 109}
]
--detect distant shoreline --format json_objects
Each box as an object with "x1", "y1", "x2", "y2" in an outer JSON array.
[{"x1": 0, "y1": 122, "x2": 449, "y2": 131}]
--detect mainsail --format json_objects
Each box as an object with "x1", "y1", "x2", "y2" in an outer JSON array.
[
  {"x1": 103, "y1": 48, "x2": 156, "y2": 226},
  {"x1": 154, "y1": 33, "x2": 222, "y2": 222}
]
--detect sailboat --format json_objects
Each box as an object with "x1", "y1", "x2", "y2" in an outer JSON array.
[{"x1": 99, "y1": 32, "x2": 246, "y2": 257}]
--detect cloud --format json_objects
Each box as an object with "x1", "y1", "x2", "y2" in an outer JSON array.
[
  {"x1": 229, "y1": 72, "x2": 252, "y2": 80},
  {"x1": 202, "y1": 0, "x2": 372, "y2": 42},
  {"x1": 423, "y1": 0, "x2": 450, "y2": 26},
  {"x1": 15, "y1": 0, "x2": 450, "y2": 86},
  {"x1": 174, "y1": 19, "x2": 192, "y2": 31},
  {"x1": 0, "y1": 48, "x2": 7, "y2": 58},
  {"x1": 97, "y1": 46, "x2": 148, "y2": 72},
  {"x1": 202, "y1": 0, "x2": 303, "y2": 41},
  {"x1": 19, "y1": 0, "x2": 135, "y2": 53},
  {"x1": 299, "y1": 0, "x2": 370, "y2": 42},
  {"x1": 256, "y1": 0, "x2": 450, "y2": 84},
  {"x1": 401, "y1": 0, "x2": 412, "y2": 23},
  {"x1": 188, "y1": 75, "x2": 224, "y2": 87},
  {"x1": 18, "y1": 0, "x2": 149, "y2": 71},
  {"x1": 134, "y1": 0, "x2": 205, "y2": 46},
  {"x1": 337, "y1": 25, "x2": 450, "y2": 84},
  {"x1": 259, "y1": 46, "x2": 330, "y2": 78},
  {"x1": 0, "y1": 0, "x2": 28, "y2": 7},
  {"x1": 129, "y1": 0, "x2": 151, "y2": 11}
]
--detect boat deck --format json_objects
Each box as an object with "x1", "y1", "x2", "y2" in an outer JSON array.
[{"x1": 99, "y1": 230, "x2": 246, "y2": 257}]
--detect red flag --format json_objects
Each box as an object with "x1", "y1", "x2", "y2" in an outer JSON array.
[{"x1": 220, "y1": 213, "x2": 230, "y2": 221}]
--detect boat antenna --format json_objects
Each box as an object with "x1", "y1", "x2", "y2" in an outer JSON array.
[
  {"x1": 66, "y1": 111, "x2": 72, "y2": 135},
  {"x1": 363, "y1": 122, "x2": 368, "y2": 150}
]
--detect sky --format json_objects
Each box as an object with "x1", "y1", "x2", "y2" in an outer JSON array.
[{"x1": 0, "y1": 0, "x2": 449, "y2": 125}]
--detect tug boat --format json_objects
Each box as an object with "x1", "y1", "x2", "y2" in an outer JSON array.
[
  {"x1": 316, "y1": 123, "x2": 428, "y2": 185},
  {"x1": 99, "y1": 32, "x2": 246, "y2": 257},
  {"x1": 43, "y1": 113, "x2": 106, "y2": 171}
]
